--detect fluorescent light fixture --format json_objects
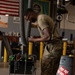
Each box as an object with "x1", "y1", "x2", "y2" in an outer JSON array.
[
  {"x1": 65, "y1": 0, "x2": 69, "y2": 1},
  {"x1": 5, "y1": 14, "x2": 9, "y2": 16}
]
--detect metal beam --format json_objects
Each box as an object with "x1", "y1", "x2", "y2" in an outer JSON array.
[{"x1": 19, "y1": 0, "x2": 27, "y2": 46}]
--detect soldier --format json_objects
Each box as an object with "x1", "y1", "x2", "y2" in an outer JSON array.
[{"x1": 25, "y1": 8, "x2": 63, "y2": 75}]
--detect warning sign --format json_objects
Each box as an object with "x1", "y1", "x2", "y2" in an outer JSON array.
[{"x1": 57, "y1": 66, "x2": 69, "y2": 75}]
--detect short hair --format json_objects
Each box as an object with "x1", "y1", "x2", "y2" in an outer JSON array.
[{"x1": 25, "y1": 8, "x2": 34, "y2": 15}]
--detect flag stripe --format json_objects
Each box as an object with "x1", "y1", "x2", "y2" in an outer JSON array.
[
  {"x1": 0, "y1": 0, "x2": 19, "y2": 4},
  {"x1": 0, "y1": 0, "x2": 19, "y2": 16},
  {"x1": 0, "y1": 2, "x2": 19, "y2": 7},
  {"x1": 0, "y1": 11, "x2": 18, "y2": 14},
  {"x1": 0, "y1": 5, "x2": 19, "y2": 9},
  {"x1": 0, "y1": 6, "x2": 19, "y2": 10},
  {"x1": 0, "y1": 9, "x2": 18, "y2": 13}
]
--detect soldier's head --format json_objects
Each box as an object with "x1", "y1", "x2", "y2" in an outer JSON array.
[{"x1": 25, "y1": 8, "x2": 37, "y2": 22}]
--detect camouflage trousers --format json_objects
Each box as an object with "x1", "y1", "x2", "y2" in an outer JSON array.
[
  {"x1": 41, "y1": 39, "x2": 63, "y2": 75},
  {"x1": 41, "y1": 57, "x2": 61, "y2": 75}
]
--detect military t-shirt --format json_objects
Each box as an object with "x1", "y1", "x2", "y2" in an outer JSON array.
[{"x1": 37, "y1": 14, "x2": 59, "y2": 38}]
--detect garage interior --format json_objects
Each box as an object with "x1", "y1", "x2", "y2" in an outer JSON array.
[{"x1": 0, "y1": 0, "x2": 75, "y2": 75}]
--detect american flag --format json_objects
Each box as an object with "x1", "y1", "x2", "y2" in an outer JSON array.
[{"x1": 0, "y1": 0, "x2": 19, "y2": 16}]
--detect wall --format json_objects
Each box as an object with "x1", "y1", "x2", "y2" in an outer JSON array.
[
  {"x1": 0, "y1": 0, "x2": 50, "y2": 36},
  {"x1": 0, "y1": 1, "x2": 75, "y2": 40},
  {"x1": 0, "y1": 16, "x2": 40, "y2": 36},
  {"x1": 0, "y1": 16, "x2": 19, "y2": 33},
  {"x1": 59, "y1": 4, "x2": 75, "y2": 40}
]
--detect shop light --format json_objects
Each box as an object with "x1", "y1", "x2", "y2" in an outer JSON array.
[{"x1": 5, "y1": 14, "x2": 9, "y2": 16}]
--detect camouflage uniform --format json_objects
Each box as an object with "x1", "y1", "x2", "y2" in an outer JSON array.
[
  {"x1": 41, "y1": 39, "x2": 63, "y2": 75},
  {"x1": 36, "y1": 14, "x2": 63, "y2": 75}
]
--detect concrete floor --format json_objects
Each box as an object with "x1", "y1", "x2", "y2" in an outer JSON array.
[
  {"x1": 0, "y1": 62, "x2": 9, "y2": 75},
  {"x1": 0, "y1": 60, "x2": 41, "y2": 75}
]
